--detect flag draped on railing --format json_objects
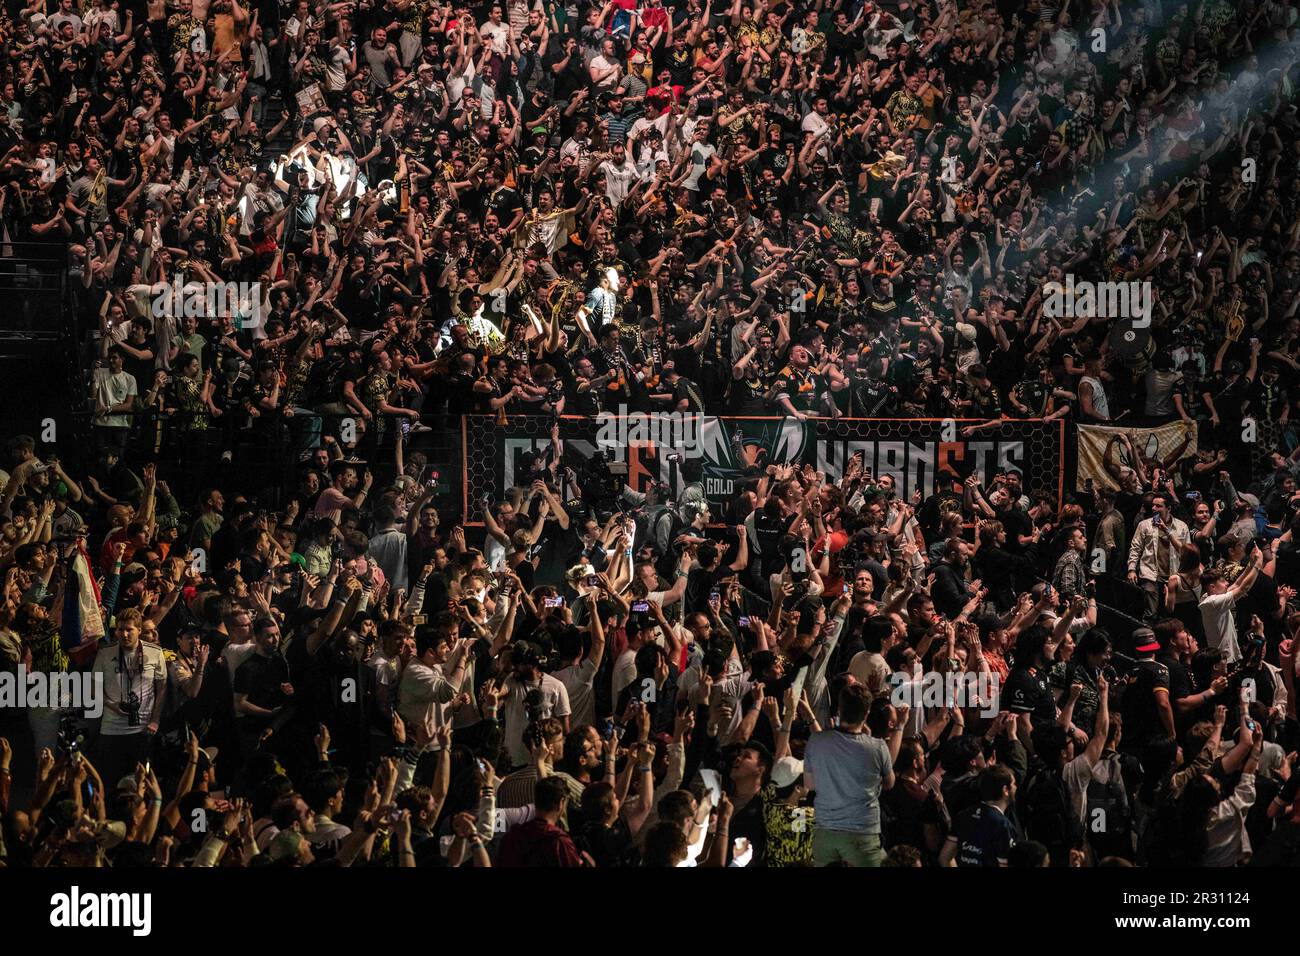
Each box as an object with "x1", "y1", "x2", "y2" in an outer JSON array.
[{"x1": 61, "y1": 543, "x2": 104, "y2": 665}]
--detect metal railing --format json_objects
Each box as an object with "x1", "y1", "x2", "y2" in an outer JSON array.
[
  {"x1": 64, "y1": 407, "x2": 465, "y2": 513},
  {"x1": 0, "y1": 240, "x2": 70, "y2": 344}
]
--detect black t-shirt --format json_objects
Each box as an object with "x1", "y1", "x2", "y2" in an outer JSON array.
[
  {"x1": 121, "y1": 347, "x2": 154, "y2": 395},
  {"x1": 1156, "y1": 651, "x2": 1194, "y2": 728},
  {"x1": 951, "y1": 802, "x2": 1018, "y2": 866},
  {"x1": 684, "y1": 564, "x2": 727, "y2": 615},
  {"x1": 1203, "y1": 372, "x2": 1250, "y2": 421},
  {"x1": 753, "y1": 510, "x2": 795, "y2": 579},
  {"x1": 919, "y1": 489, "x2": 965, "y2": 541},
  {"x1": 1119, "y1": 658, "x2": 1170, "y2": 746},
  {"x1": 578, "y1": 818, "x2": 638, "y2": 868},
  {"x1": 485, "y1": 185, "x2": 523, "y2": 225},
  {"x1": 232, "y1": 652, "x2": 291, "y2": 725},
  {"x1": 882, "y1": 777, "x2": 944, "y2": 851},
  {"x1": 850, "y1": 372, "x2": 897, "y2": 417},
  {"x1": 995, "y1": 505, "x2": 1033, "y2": 554},
  {"x1": 727, "y1": 790, "x2": 767, "y2": 867},
  {"x1": 1005, "y1": 666, "x2": 1054, "y2": 728},
  {"x1": 535, "y1": 517, "x2": 580, "y2": 587}
]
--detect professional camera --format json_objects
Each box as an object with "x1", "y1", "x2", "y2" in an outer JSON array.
[
  {"x1": 589, "y1": 450, "x2": 626, "y2": 494},
  {"x1": 121, "y1": 691, "x2": 142, "y2": 728},
  {"x1": 524, "y1": 688, "x2": 545, "y2": 727},
  {"x1": 580, "y1": 450, "x2": 627, "y2": 514}
]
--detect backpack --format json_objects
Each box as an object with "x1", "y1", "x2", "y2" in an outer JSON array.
[
  {"x1": 653, "y1": 505, "x2": 686, "y2": 579},
  {"x1": 1019, "y1": 763, "x2": 1080, "y2": 864},
  {"x1": 1084, "y1": 754, "x2": 1132, "y2": 843},
  {"x1": 632, "y1": 504, "x2": 663, "y2": 555}
]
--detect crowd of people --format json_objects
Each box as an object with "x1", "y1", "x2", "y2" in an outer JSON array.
[{"x1": 1, "y1": 0, "x2": 1300, "y2": 868}]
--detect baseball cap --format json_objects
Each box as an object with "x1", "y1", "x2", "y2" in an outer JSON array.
[
  {"x1": 1133, "y1": 627, "x2": 1160, "y2": 654},
  {"x1": 771, "y1": 756, "x2": 804, "y2": 789},
  {"x1": 196, "y1": 746, "x2": 219, "y2": 773},
  {"x1": 512, "y1": 641, "x2": 543, "y2": 668}
]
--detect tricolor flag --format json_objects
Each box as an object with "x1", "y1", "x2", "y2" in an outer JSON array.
[{"x1": 61, "y1": 543, "x2": 104, "y2": 666}]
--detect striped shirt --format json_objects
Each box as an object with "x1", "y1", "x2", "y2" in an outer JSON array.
[
  {"x1": 601, "y1": 110, "x2": 633, "y2": 147},
  {"x1": 497, "y1": 767, "x2": 586, "y2": 830}
]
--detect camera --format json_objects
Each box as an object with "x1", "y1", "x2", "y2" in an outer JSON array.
[
  {"x1": 580, "y1": 450, "x2": 627, "y2": 512},
  {"x1": 122, "y1": 692, "x2": 142, "y2": 727},
  {"x1": 524, "y1": 689, "x2": 546, "y2": 740}
]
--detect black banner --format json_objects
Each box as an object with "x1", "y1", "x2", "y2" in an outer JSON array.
[{"x1": 462, "y1": 414, "x2": 1063, "y2": 522}]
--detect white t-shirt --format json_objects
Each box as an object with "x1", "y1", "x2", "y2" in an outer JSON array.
[
  {"x1": 502, "y1": 673, "x2": 571, "y2": 766},
  {"x1": 326, "y1": 45, "x2": 351, "y2": 91},
  {"x1": 612, "y1": 648, "x2": 638, "y2": 704},
  {"x1": 93, "y1": 642, "x2": 167, "y2": 736},
  {"x1": 1199, "y1": 591, "x2": 1241, "y2": 663},
  {"x1": 480, "y1": 19, "x2": 510, "y2": 54},
  {"x1": 484, "y1": 534, "x2": 506, "y2": 572},
  {"x1": 397, "y1": 660, "x2": 458, "y2": 733},
  {"x1": 848, "y1": 650, "x2": 890, "y2": 690},
  {"x1": 802, "y1": 109, "x2": 830, "y2": 140},
  {"x1": 92, "y1": 367, "x2": 137, "y2": 428},
  {"x1": 600, "y1": 157, "x2": 640, "y2": 208},
  {"x1": 589, "y1": 54, "x2": 621, "y2": 89},
  {"x1": 554, "y1": 658, "x2": 599, "y2": 728},
  {"x1": 682, "y1": 142, "x2": 716, "y2": 192},
  {"x1": 446, "y1": 60, "x2": 477, "y2": 107},
  {"x1": 1062, "y1": 749, "x2": 1123, "y2": 826}
]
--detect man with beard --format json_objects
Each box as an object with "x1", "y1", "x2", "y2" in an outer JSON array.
[
  {"x1": 315, "y1": 459, "x2": 373, "y2": 524},
  {"x1": 931, "y1": 539, "x2": 980, "y2": 620},
  {"x1": 590, "y1": 323, "x2": 644, "y2": 407},
  {"x1": 569, "y1": 355, "x2": 615, "y2": 416},
  {"x1": 233, "y1": 617, "x2": 294, "y2": 763}
]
